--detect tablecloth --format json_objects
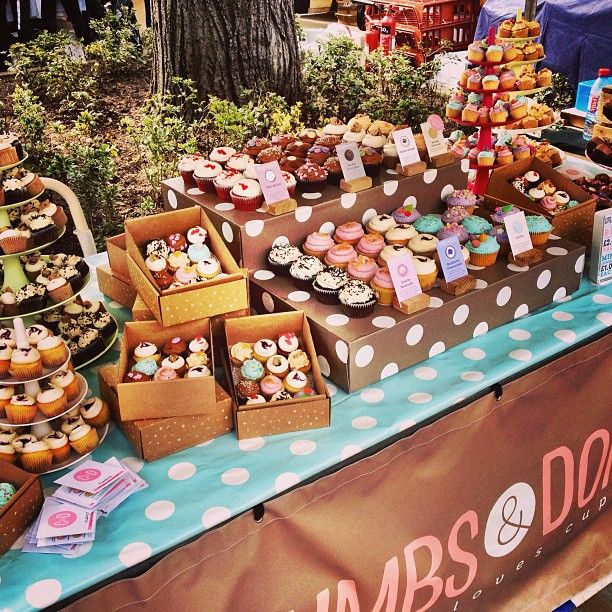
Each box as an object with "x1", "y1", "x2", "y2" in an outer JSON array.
[
  {"x1": 0, "y1": 252, "x2": 611, "y2": 611},
  {"x1": 475, "y1": 0, "x2": 612, "y2": 87}
]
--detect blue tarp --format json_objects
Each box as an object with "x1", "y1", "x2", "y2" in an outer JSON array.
[{"x1": 475, "y1": 0, "x2": 612, "y2": 87}]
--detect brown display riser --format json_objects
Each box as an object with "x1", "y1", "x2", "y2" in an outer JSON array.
[
  {"x1": 162, "y1": 162, "x2": 470, "y2": 270},
  {"x1": 250, "y1": 238, "x2": 584, "y2": 393}
]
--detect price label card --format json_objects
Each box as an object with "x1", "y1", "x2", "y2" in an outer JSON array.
[
  {"x1": 55, "y1": 459, "x2": 125, "y2": 494},
  {"x1": 387, "y1": 252, "x2": 422, "y2": 303},
  {"x1": 336, "y1": 142, "x2": 366, "y2": 181},
  {"x1": 504, "y1": 211, "x2": 533, "y2": 256},
  {"x1": 436, "y1": 236, "x2": 468, "y2": 283},
  {"x1": 254, "y1": 161, "x2": 290, "y2": 204},
  {"x1": 590, "y1": 209, "x2": 612, "y2": 284},
  {"x1": 392, "y1": 127, "x2": 421, "y2": 167},
  {"x1": 420, "y1": 114, "x2": 448, "y2": 159}
]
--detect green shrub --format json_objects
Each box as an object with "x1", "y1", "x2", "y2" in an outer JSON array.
[{"x1": 11, "y1": 86, "x2": 46, "y2": 165}]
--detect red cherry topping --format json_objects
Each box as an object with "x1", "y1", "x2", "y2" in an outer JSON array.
[{"x1": 471, "y1": 239, "x2": 480, "y2": 247}]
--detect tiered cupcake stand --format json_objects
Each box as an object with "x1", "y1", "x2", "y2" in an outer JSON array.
[{"x1": 0, "y1": 318, "x2": 108, "y2": 474}]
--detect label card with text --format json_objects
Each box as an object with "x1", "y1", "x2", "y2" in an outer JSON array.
[
  {"x1": 420, "y1": 114, "x2": 448, "y2": 159},
  {"x1": 387, "y1": 252, "x2": 422, "y2": 303},
  {"x1": 503, "y1": 211, "x2": 533, "y2": 256},
  {"x1": 436, "y1": 236, "x2": 468, "y2": 282},
  {"x1": 589, "y1": 209, "x2": 612, "y2": 285},
  {"x1": 335, "y1": 142, "x2": 366, "y2": 181},
  {"x1": 254, "y1": 161, "x2": 290, "y2": 204},
  {"x1": 36, "y1": 499, "x2": 97, "y2": 539},
  {"x1": 392, "y1": 127, "x2": 421, "y2": 167},
  {"x1": 55, "y1": 459, "x2": 125, "y2": 494}
]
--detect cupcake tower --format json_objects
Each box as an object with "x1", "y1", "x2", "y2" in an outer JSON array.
[{"x1": 0, "y1": 317, "x2": 108, "y2": 474}]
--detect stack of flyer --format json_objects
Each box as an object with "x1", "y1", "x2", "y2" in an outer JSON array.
[{"x1": 22, "y1": 457, "x2": 147, "y2": 556}]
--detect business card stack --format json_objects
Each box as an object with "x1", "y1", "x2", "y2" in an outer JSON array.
[{"x1": 22, "y1": 457, "x2": 147, "y2": 556}]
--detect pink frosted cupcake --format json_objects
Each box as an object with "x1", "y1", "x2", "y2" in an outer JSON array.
[
  {"x1": 230, "y1": 178, "x2": 263, "y2": 211},
  {"x1": 178, "y1": 154, "x2": 205, "y2": 187},
  {"x1": 213, "y1": 169, "x2": 244, "y2": 200},
  {"x1": 193, "y1": 161, "x2": 223, "y2": 193},
  {"x1": 334, "y1": 222, "x2": 364, "y2": 246},
  {"x1": 370, "y1": 267, "x2": 395, "y2": 306},
  {"x1": 260, "y1": 375, "x2": 283, "y2": 398},
  {"x1": 347, "y1": 255, "x2": 379, "y2": 283},
  {"x1": 303, "y1": 232, "x2": 334, "y2": 260},
  {"x1": 356, "y1": 233, "x2": 385, "y2": 258},
  {"x1": 324, "y1": 243, "x2": 358, "y2": 269}
]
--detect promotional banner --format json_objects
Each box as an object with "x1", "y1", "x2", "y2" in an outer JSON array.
[{"x1": 66, "y1": 335, "x2": 611, "y2": 612}]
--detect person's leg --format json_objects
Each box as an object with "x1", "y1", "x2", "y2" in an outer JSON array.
[
  {"x1": 59, "y1": 0, "x2": 88, "y2": 39},
  {"x1": 0, "y1": 0, "x2": 11, "y2": 70},
  {"x1": 40, "y1": 0, "x2": 59, "y2": 32}
]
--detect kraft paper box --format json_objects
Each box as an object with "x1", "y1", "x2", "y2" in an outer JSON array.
[
  {"x1": 106, "y1": 233, "x2": 130, "y2": 282},
  {"x1": 99, "y1": 365, "x2": 233, "y2": 462},
  {"x1": 224, "y1": 311, "x2": 331, "y2": 439},
  {"x1": 96, "y1": 263, "x2": 137, "y2": 309},
  {"x1": 250, "y1": 235, "x2": 585, "y2": 393},
  {"x1": 0, "y1": 462, "x2": 43, "y2": 556},
  {"x1": 125, "y1": 207, "x2": 249, "y2": 327},
  {"x1": 485, "y1": 157, "x2": 596, "y2": 248},
  {"x1": 116, "y1": 319, "x2": 216, "y2": 420},
  {"x1": 132, "y1": 294, "x2": 155, "y2": 321},
  {"x1": 162, "y1": 162, "x2": 469, "y2": 269}
]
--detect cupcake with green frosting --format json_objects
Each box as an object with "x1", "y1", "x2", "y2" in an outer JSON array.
[
  {"x1": 465, "y1": 233, "x2": 500, "y2": 267},
  {"x1": 413, "y1": 214, "x2": 443, "y2": 235},
  {"x1": 461, "y1": 215, "x2": 493, "y2": 236},
  {"x1": 525, "y1": 215, "x2": 553, "y2": 246}
]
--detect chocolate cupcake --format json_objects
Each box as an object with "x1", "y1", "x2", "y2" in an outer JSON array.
[
  {"x1": 16, "y1": 283, "x2": 46, "y2": 314},
  {"x1": 295, "y1": 162, "x2": 327, "y2": 194},
  {"x1": 256, "y1": 146, "x2": 283, "y2": 164},
  {"x1": 267, "y1": 243, "x2": 301, "y2": 276},
  {"x1": 323, "y1": 157, "x2": 342, "y2": 186},
  {"x1": 279, "y1": 155, "x2": 306, "y2": 174},
  {"x1": 312, "y1": 267, "x2": 349, "y2": 305},
  {"x1": 360, "y1": 146, "x2": 383, "y2": 178},
  {"x1": 338, "y1": 280, "x2": 377, "y2": 319},
  {"x1": 285, "y1": 141, "x2": 310, "y2": 158}
]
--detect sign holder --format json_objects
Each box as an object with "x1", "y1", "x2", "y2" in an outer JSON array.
[
  {"x1": 439, "y1": 275, "x2": 477, "y2": 296},
  {"x1": 393, "y1": 293, "x2": 430, "y2": 314},
  {"x1": 254, "y1": 161, "x2": 297, "y2": 216},
  {"x1": 339, "y1": 176, "x2": 372, "y2": 193},
  {"x1": 396, "y1": 161, "x2": 427, "y2": 177},
  {"x1": 336, "y1": 142, "x2": 372, "y2": 193}
]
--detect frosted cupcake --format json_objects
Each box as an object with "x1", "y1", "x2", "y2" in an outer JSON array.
[
  {"x1": 465, "y1": 233, "x2": 500, "y2": 266},
  {"x1": 412, "y1": 256, "x2": 437, "y2": 291},
  {"x1": 413, "y1": 214, "x2": 443, "y2": 235},
  {"x1": 230, "y1": 178, "x2": 263, "y2": 211},
  {"x1": 302, "y1": 232, "x2": 335, "y2": 260},
  {"x1": 347, "y1": 255, "x2": 379, "y2": 284},
  {"x1": 324, "y1": 243, "x2": 358, "y2": 270},
  {"x1": 378, "y1": 244, "x2": 410, "y2": 267},
  {"x1": 385, "y1": 224, "x2": 417, "y2": 246},
  {"x1": 289, "y1": 255, "x2": 325, "y2": 290},
  {"x1": 444, "y1": 189, "x2": 477, "y2": 214},
  {"x1": 312, "y1": 268, "x2": 349, "y2": 305},
  {"x1": 370, "y1": 267, "x2": 395, "y2": 306},
  {"x1": 392, "y1": 204, "x2": 421, "y2": 225},
  {"x1": 339, "y1": 280, "x2": 377, "y2": 319},
  {"x1": 356, "y1": 233, "x2": 385, "y2": 258},
  {"x1": 366, "y1": 214, "x2": 396, "y2": 236},
  {"x1": 408, "y1": 234, "x2": 439, "y2": 258},
  {"x1": 334, "y1": 222, "x2": 364, "y2": 246}
]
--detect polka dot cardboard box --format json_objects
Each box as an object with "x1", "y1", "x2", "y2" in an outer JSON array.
[
  {"x1": 161, "y1": 161, "x2": 469, "y2": 270},
  {"x1": 485, "y1": 157, "x2": 597, "y2": 249},
  {"x1": 99, "y1": 365, "x2": 233, "y2": 462},
  {"x1": 116, "y1": 318, "x2": 218, "y2": 420},
  {"x1": 105, "y1": 233, "x2": 130, "y2": 282},
  {"x1": 125, "y1": 207, "x2": 249, "y2": 327},
  {"x1": 0, "y1": 461, "x2": 43, "y2": 556},
  {"x1": 250, "y1": 238, "x2": 586, "y2": 393}
]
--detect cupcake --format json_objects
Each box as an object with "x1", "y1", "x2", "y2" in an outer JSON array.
[
  {"x1": 312, "y1": 267, "x2": 349, "y2": 305},
  {"x1": 489, "y1": 225, "x2": 510, "y2": 255},
  {"x1": 285, "y1": 141, "x2": 309, "y2": 158},
  {"x1": 195, "y1": 257, "x2": 221, "y2": 280},
  {"x1": 339, "y1": 280, "x2": 377, "y2": 319},
  {"x1": 162, "y1": 337, "x2": 188, "y2": 356},
  {"x1": 133, "y1": 342, "x2": 160, "y2": 363},
  {"x1": 257, "y1": 146, "x2": 283, "y2": 164},
  {"x1": 0, "y1": 440, "x2": 16, "y2": 464},
  {"x1": 20, "y1": 440, "x2": 53, "y2": 472},
  {"x1": 407, "y1": 234, "x2": 439, "y2": 258},
  {"x1": 482, "y1": 75, "x2": 500, "y2": 91},
  {"x1": 461, "y1": 104, "x2": 479, "y2": 123},
  {"x1": 226, "y1": 153, "x2": 251, "y2": 173},
  {"x1": 477, "y1": 150, "x2": 495, "y2": 166},
  {"x1": 360, "y1": 146, "x2": 383, "y2": 177},
  {"x1": 323, "y1": 157, "x2": 342, "y2": 186},
  {"x1": 236, "y1": 378, "x2": 260, "y2": 400},
  {"x1": 193, "y1": 161, "x2": 223, "y2": 193},
  {"x1": 37, "y1": 336, "x2": 69, "y2": 367},
  {"x1": 9, "y1": 347, "x2": 42, "y2": 380},
  {"x1": 230, "y1": 178, "x2": 263, "y2": 211},
  {"x1": 289, "y1": 255, "x2": 325, "y2": 290},
  {"x1": 446, "y1": 100, "x2": 464, "y2": 119},
  {"x1": 385, "y1": 224, "x2": 417, "y2": 246},
  {"x1": 445, "y1": 189, "x2": 477, "y2": 214},
  {"x1": 271, "y1": 133, "x2": 296, "y2": 149},
  {"x1": 466, "y1": 233, "x2": 500, "y2": 266},
  {"x1": 132, "y1": 359, "x2": 159, "y2": 378},
  {"x1": 69, "y1": 424, "x2": 99, "y2": 455},
  {"x1": 260, "y1": 375, "x2": 283, "y2": 398},
  {"x1": 413, "y1": 214, "x2": 444, "y2": 235},
  {"x1": 47, "y1": 277, "x2": 73, "y2": 303},
  {"x1": 356, "y1": 232, "x2": 385, "y2": 257},
  {"x1": 295, "y1": 162, "x2": 328, "y2": 193},
  {"x1": 298, "y1": 128, "x2": 318, "y2": 144},
  {"x1": 306, "y1": 146, "x2": 332, "y2": 166},
  {"x1": 322, "y1": 117, "x2": 348, "y2": 137},
  {"x1": 347, "y1": 255, "x2": 379, "y2": 284},
  {"x1": 44, "y1": 431, "x2": 71, "y2": 463},
  {"x1": 80, "y1": 396, "x2": 110, "y2": 428},
  {"x1": 0, "y1": 228, "x2": 27, "y2": 254},
  {"x1": 267, "y1": 243, "x2": 301, "y2": 276},
  {"x1": 277, "y1": 333, "x2": 299, "y2": 357},
  {"x1": 366, "y1": 214, "x2": 396, "y2": 236},
  {"x1": 280, "y1": 155, "x2": 305, "y2": 175},
  {"x1": 510, "y1": 99, "x2": 528, "y2": 120},
  {"x1": 526, "y1": 215, "x2": 553, "y2": 246},
  {"x1": 2, "y1": 289, "x2": 21, "y2": 317},
  {"x1": 370, "y1": 267, "x2": 395, "y2": 306},
  {"x1": 50, "y1": 369, "x2": 80, "y2": 402},
  {"x1": 392, "y1": 205, "x2": 421, "y2": 225},
  {"x1": 253, "y1": 339, "x2": 277, "y2": 363},
  {"x1": 160, "y1": 354, "x2": 186, "y2": 377},
  {"x1": 324, "y1": 243, "x2": 358, "y2": 270},
  {"x1": 240, "y1": 358, "x2": 265, "y2": 382},
  {"x1": 283, "y1": 370, "x2": 307, "y2": 394},
  {"x1": 302, "y1": 232, "x2": 335, "y2": 260},
  {"x1": 462, "y1": 215, "x2": 493, "y2": 236},
  {"x1": 288, "y1": 349, "x2": 311, "y2": 373},
  {"x1": 36, "y1": 386, "x2": 67, "y2": 418},
  {"x1": 486, "y1": 44, "x2": 504, "y2": 62},
  {"x1": 243, "y1": 137, "x2": 271, "y2": 158},
  {"x1": 266, "y1": 355, "x2": 289, "y2": 378},
  {"x1": 209, "y1": 147, "x2": 237, "y2": 166},
  {"x1": 441, "y1": 206, "x2": 469, "y2": 224},
  {"x1": 362, "y1": 127, "x2": 387, "y2": 152},
  {"x1": 334, "y1": 222, "x2": 364, "y2": 246},
  {"x1": 411, "y1": 256, "x2": 437, "y2": 291},
  {"x1": 467, "y1": 42, "x2": 485, "y2": 62},
  {"x1": 0, "y1": 344, "x2": 12, "y2": 378},
  {"x1": 6, "y1": 394, "x2": 37, "y2": 424},
  {"x1": 282, "y1": 171, "x2": 297, "y2": 197},
  {"x1": 213, "y1": 170, "x2": 244, "y2": 200},
  {"x1": 437, "y1": 223, "x2": 469, "y2": 244},
  {"x1": 491, "y1": 204, "x2": 519, "y2": 224}
]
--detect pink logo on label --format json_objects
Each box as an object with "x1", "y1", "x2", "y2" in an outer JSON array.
[
  {"x1": 74, "y1": 468, "x2": 102, "y2": 482},
  {"x1": 48, "y1": 510, "x2": 77, "y2": 528}
]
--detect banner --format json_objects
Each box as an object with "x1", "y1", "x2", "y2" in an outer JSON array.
[{"x1": 65, "y1": 335, "x2": 612, "y2": 612}]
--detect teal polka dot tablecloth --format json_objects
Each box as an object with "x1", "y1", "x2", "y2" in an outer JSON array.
[{"x1": 1, "y1": 253, "x2": 611, "y2": 611}]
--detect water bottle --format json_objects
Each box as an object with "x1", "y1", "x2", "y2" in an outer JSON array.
[{"x1": 584, "y1": 68, "x2": 611, "y2": 140}]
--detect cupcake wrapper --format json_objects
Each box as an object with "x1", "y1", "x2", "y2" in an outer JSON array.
[
  {"x1": 32, "y1": 226, "x2": 59, "y2": 247},
  {"x1": 313, "y1": 286, "x2": 340, "y2": 305},
  {"x1": 371, "y1": 282, "x2": 395, "y2": 306},
  {"x1": 214, "y1": 184, "x2": 233, "y2": 200},
  {"x1": 0, "y1": 148, "x2": 19, "y2": 165},
  {"x1": 38, "y1": 395, "x2": 68, "y2": 418},
  {"x1": 9, "y1": 361, "x2": 43, "y2": 380},
  {"x1": 26, "y1": 176, "x2": 45, "y2": 196},
  {"x1": 69, "y1": 427, "x2": 100, "y2": 455},
  {"x1": 417, "y1": 271, "x2": 437, "y2": 292},
  {"x1": 0, "y1": 359, "x2": 10, "y2": 377},
  {"x1": 341, "y1": 300, "x2": 377, "y2": 319},
  {"x1": 18, "y1": 295, "x2": 46, "y2": 315},
  {"x1": 49, "y1": 283, "x2": 74, "y2": 304},
  {"x1": 468, "y1": 251, "x2": 499, "y2": 267},
  {"x1": 40, "y1": 344, "x2": 70, "y2": 368},
  {"x1": 291, "y1": 276, "x2": 316, "y2": 291},
  {"x1": 0, "y1": 453, "x2": 16, "y2": 464},
  {"x1": 530, "y1": 231, "x2": 550, "y2": 246},
  {"x1": 267, "y1": 258, "x2": 292, "y2": 277},
  {"x1": 297, "y1": 179, "x2": 325, "y2": 194},
  {"x1": 63, "y1": 379, "x2": 81, "y2": 402},
  {"x1": 20, "y1": 450, "x2": 53, "y2": 473},
  {"x1": 50, "y1": 444, "x2": 72, "y2": 463},
  {"x1": 52, "y1": 206, "x2": 69, "y2": 228},
  {"x1": 180, "y1": 170, "x2": 196, "y2": 187},
  {"x1": 364, "y1": 164, "x2": 381, "y2": 178},
  {"x1": 232, "y1": 194, "x2": 263, "y2": 212},
  {"x1": 302, "y1": 246, "x2": 328, "y2": 261},
  {"x1": 194, "y1": 176, "x2": 216, "y2": 193},
  {"x1": 5, "y1": 403, "x2": 38, "y2": 424},
  {"x1": 1, "y1": 235, "x2": 28, "y2": 255},
  {"x1": 326, "y1": 172, "x2": 342, "y2": 187}
]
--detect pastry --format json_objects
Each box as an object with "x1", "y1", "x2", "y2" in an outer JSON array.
[
  {"x1": 240, "y1": 358, "x2": 265, "y2": 382},
  {"x1": 50, "y1": 369, "x2": 80, "y2": 401},
  {"x1": 162, "y1": 337, "x2": 187, "y2": 356},
  {"x1": 36, "y1": 386, "x2": 67, "y2": 418},
  {"x1": 260, "y1": 375, "x2": 283, "y2": 398},
  {"x1": 267, "y1": 243, "x2": 301, "y2": 276},
  {"x1": 230, "y1": 342, "x2": 253, "y2": 366},
  {"x1": 302, "y1": 232, "x2": 335, "y2": 260},
  {"x1": 356, "y1": 232, "x2": 386, "y2": 257},
  {"x1": 6, "y1": 394, "x2": 37, "y2": 424},
  {"x1": 161, "y1": 354, "x2": 186, "y2": 377},
  {"x1": 465, "y1": 233, "x2": 500, "y2": 266},
  {"x1": 366, "y1": 214, "x2": 396, "y2": 236},
  {"x1": 20, "y1": 440, "x2": 53, "y2": 472},
  {"x1": 339, "y1": 280, "x2": 376, "y2": 319},
  {"x1": 277, "y1": 332, "x2": 299, "y2": 357},
  {"x1": 69, "y1": 424, "x2": 99, "y2": 455},
  {"x1": 412, "y1": 256, "x2": 437, "y2": 291},
  {"x1": 370, "y1": 267, "x2": 395, "y2": 306},
  {"x1": 312, "y1": 268, "x2": 349, "y2": 305},
  {"x1": 44, "y1": 431, "x2": 71, "y2": 463},
  {"x1": 287, "y1": 349, "x2": 311, "y2": 373},
  {"x1": 289, "y1": 255, "x2": 325, "y2": 290},
  {"x1": 80, "y1": 396, "x2": 110, "y2": 428},
  {"x1": 266, "y1": 355, "x2": 289, "y2": 378},
  {"x1": 134, "y1": 341, "x2": 161, "y2": 362},
  {"x1": 253, "y1": 339, "x2": 277, "y2": 363},
  {"x1": 236, "y1": 378, "x2": 260, "y2": 400},
  {"x1": 9, "y1": 347, "x2": 42, "y2": 380},
  {"x1": 324, "y1": 243, "x2": 358, "y2": 270},
  {"x1": 334, "y1": 222, "x2": 365, "y2": 246},
  {"x1": 283, "y1": 370, "x2": 307, "y2": 394},
  {"x1": 37, "y1": 336, "x2": 69, "y2": 367}
]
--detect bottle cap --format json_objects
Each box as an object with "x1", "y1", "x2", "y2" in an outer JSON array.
[{"x1": 598, "y1": 68, "x2": 610, "y2": 77}]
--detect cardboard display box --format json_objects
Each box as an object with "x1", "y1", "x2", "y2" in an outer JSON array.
[
  {"x1": 0, "y1": 462, "x2": 43, "y2": 556},
  {"x1": 99, "y1": 365, "x2": 233, "y2": 461},
  {"x1": 162, "y1": 162, "x2": 470, "y2": 269},
  {"x1": 485, "y1": 157, "x2": 596, "y2": 248},
  {"x1": 117, "y1": 319, "x2": 216, "y2": 420},
  {"x1": 96, "y1": 263, "x2": 137, "y2": 309},
  {"x1": 132, "y1": 294, "x2": 155, "y2": 321},
  {"x1": 106, "y1": 233, "x2": 130, "y2": 282},
  {"x1": 125, "y1": 207, "x2": 249, "y2": 327},
  {"x1": 224, "y1": 311, "x2": 331, "y2": 439},
  {"x1": 250, "y1": 237, "x2": 585, "y2": 393}
]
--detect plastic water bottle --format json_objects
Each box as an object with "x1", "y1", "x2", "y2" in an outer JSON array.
[{"x1": 584, "y1": 68, "x2": 611, "y2": 140}]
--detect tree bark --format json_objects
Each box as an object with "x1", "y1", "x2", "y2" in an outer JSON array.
[{"x1": 151, "y1": 0, "x2": 300, "y2": 103}]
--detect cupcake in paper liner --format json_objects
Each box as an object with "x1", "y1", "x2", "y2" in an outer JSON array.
[{"x1": 339, "y1": 279, "x2": 377, "y2": 319}]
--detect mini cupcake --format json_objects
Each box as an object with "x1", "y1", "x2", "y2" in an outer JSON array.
[
  {"x1": 50, "y1": 369, "x2": 80, "y2": 402},
  {"x1": 260, "y1": 375, "x2": 283, "y2": 398},
  {"x1": 413, "y1": 256, "x2": 438, "y2": 291},
  {"x1": 526, "y1": 215, "x2": 553, "y2": 246},
  {"x1": 282, "y1": 171, "x2": 297, "y2": 197},
  {"x1": 44, "y1": 431, "x2": 71, "y2": 463},
  {"x1": 6, "y1": 394, "x2": 37, "y2": 424},
  {"x1": 37, "y1": 336, "x2": 69, "y2": 367},
  {"x1": 303, "y1": 232, "x2": 335, "y2": 260},
  {"x1": 161, "y1": 354, "x2": 186, "y2": 377},
  {"x1": 284, "y1": 370, "x2": 308, "y2": 394},
  {"x1": 324, "y1": 243, "x2": 358, "y2": 270},
  {"x1": 0, "y1": 344, "x2": 12, "y2": 378},
  {"x1": 162, "y1": 337, "x2": 188, "y2": 356},
  {"x1": 47, "y1": 277, "x2": 73, "y2": 303},
  {"x1": 356, "y1": 232, "x2": 385, "y2": 257},
  {"x1": 243, "y1": 137, "x2": 271, "y2": 158},
  {"x1": 69, "y1": 424, "x2": 99, "y2": 455},
  {"x1": 240, "y1": 358, "x2": 265, "y2": 382},
  {"x1": 277, "y1": 333, "x2": 299, "y2": 357},
  {"x1": 271, "y1": 133, "x2": 296, "y2": 149},
  {"x1": 20, "y1": 440, "x2": 53, "y2": 472},
  {"x1": 295, "y1": 162, "x2": 328, "y2": 194},
  {"x1": 366, "y1": 214, "x2": 396, "y2": 236},
  {"x1": 370, "y1": 267, "x2": 395, "y2": 306},
  {"x1": 253, "y1": 339, "x2": 277, "y2": 363},
  {"x1": 339, "y1": 280, "x2": 377, "y2": 319},
  {"x1": 478, "y1": 150, "x2": 495, "y2": 166},
  {"x1": 266, "y1": 355, "x2": 289, "y2": 378},
  {"x1": 9, "y1": 347, "x2": 42, "y2": 380},
  {"x1": 289, "y1": 255, "x2": 325, "y2": 290},
  {"x1": 347, "y1": 255, "x2": 379, "y2": 284},
  {"x1": 213, "y1": 170, "x2": 244, "y2": 200},
  {"x1": 36, "y1": 386, "x2": 67, "y2": 418},
  {"x1": 0, "y1": 228, "x2": 27, "y2": 255},
  {"x1": 267, "y1": 243, "x2": 301, "y2": 276},
  {"x1": 334, "y1": 222, "x2": 364, "y2": 246},
  {"x1": 236, "y1": 378, "x2": 260, "y2": 400},
  {"x1": 196, "y1": 257, "x2": 221, "y2": 280},
  {"x1": 230, "y1": 342, "x2": 253, "y2": 366},
  {"x1": 133, "y1": 342, "x2": 160, "y2": 363},
  {"x1": 280, "y1": 155, "x2": 305, "y2": 175},
  {"x1": 288, "y1": 349, "x2": 311, "y2": 373},
  {"x1": 485, "y1": 44, "x2": 504, "y2": 62},
  {"x1": 413, "y1": 214, "x2": 443, "y2": 235},
  {"x1": 230, "y1": 178, "x2": 263, "y2": 211},
  {"x1": 132, "y1": 359, "x2": 159, "y2": 378},
  {"x1": 465, "y1": 233, "x2": 500, "y2": 266},
  {"x1": 312, "y1": 267, "x2": 349, "y2": 305},
  {"x1": 245, "y1": 394, "x2": 265, "y2": 405},
  {"x1": 482, "y1": 75, "x2": 500, "y2": 91}
]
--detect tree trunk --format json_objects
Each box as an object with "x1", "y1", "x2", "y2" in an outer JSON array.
[{"x1": 151, "y1": 0, "x2": 301, "y2": 103}]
